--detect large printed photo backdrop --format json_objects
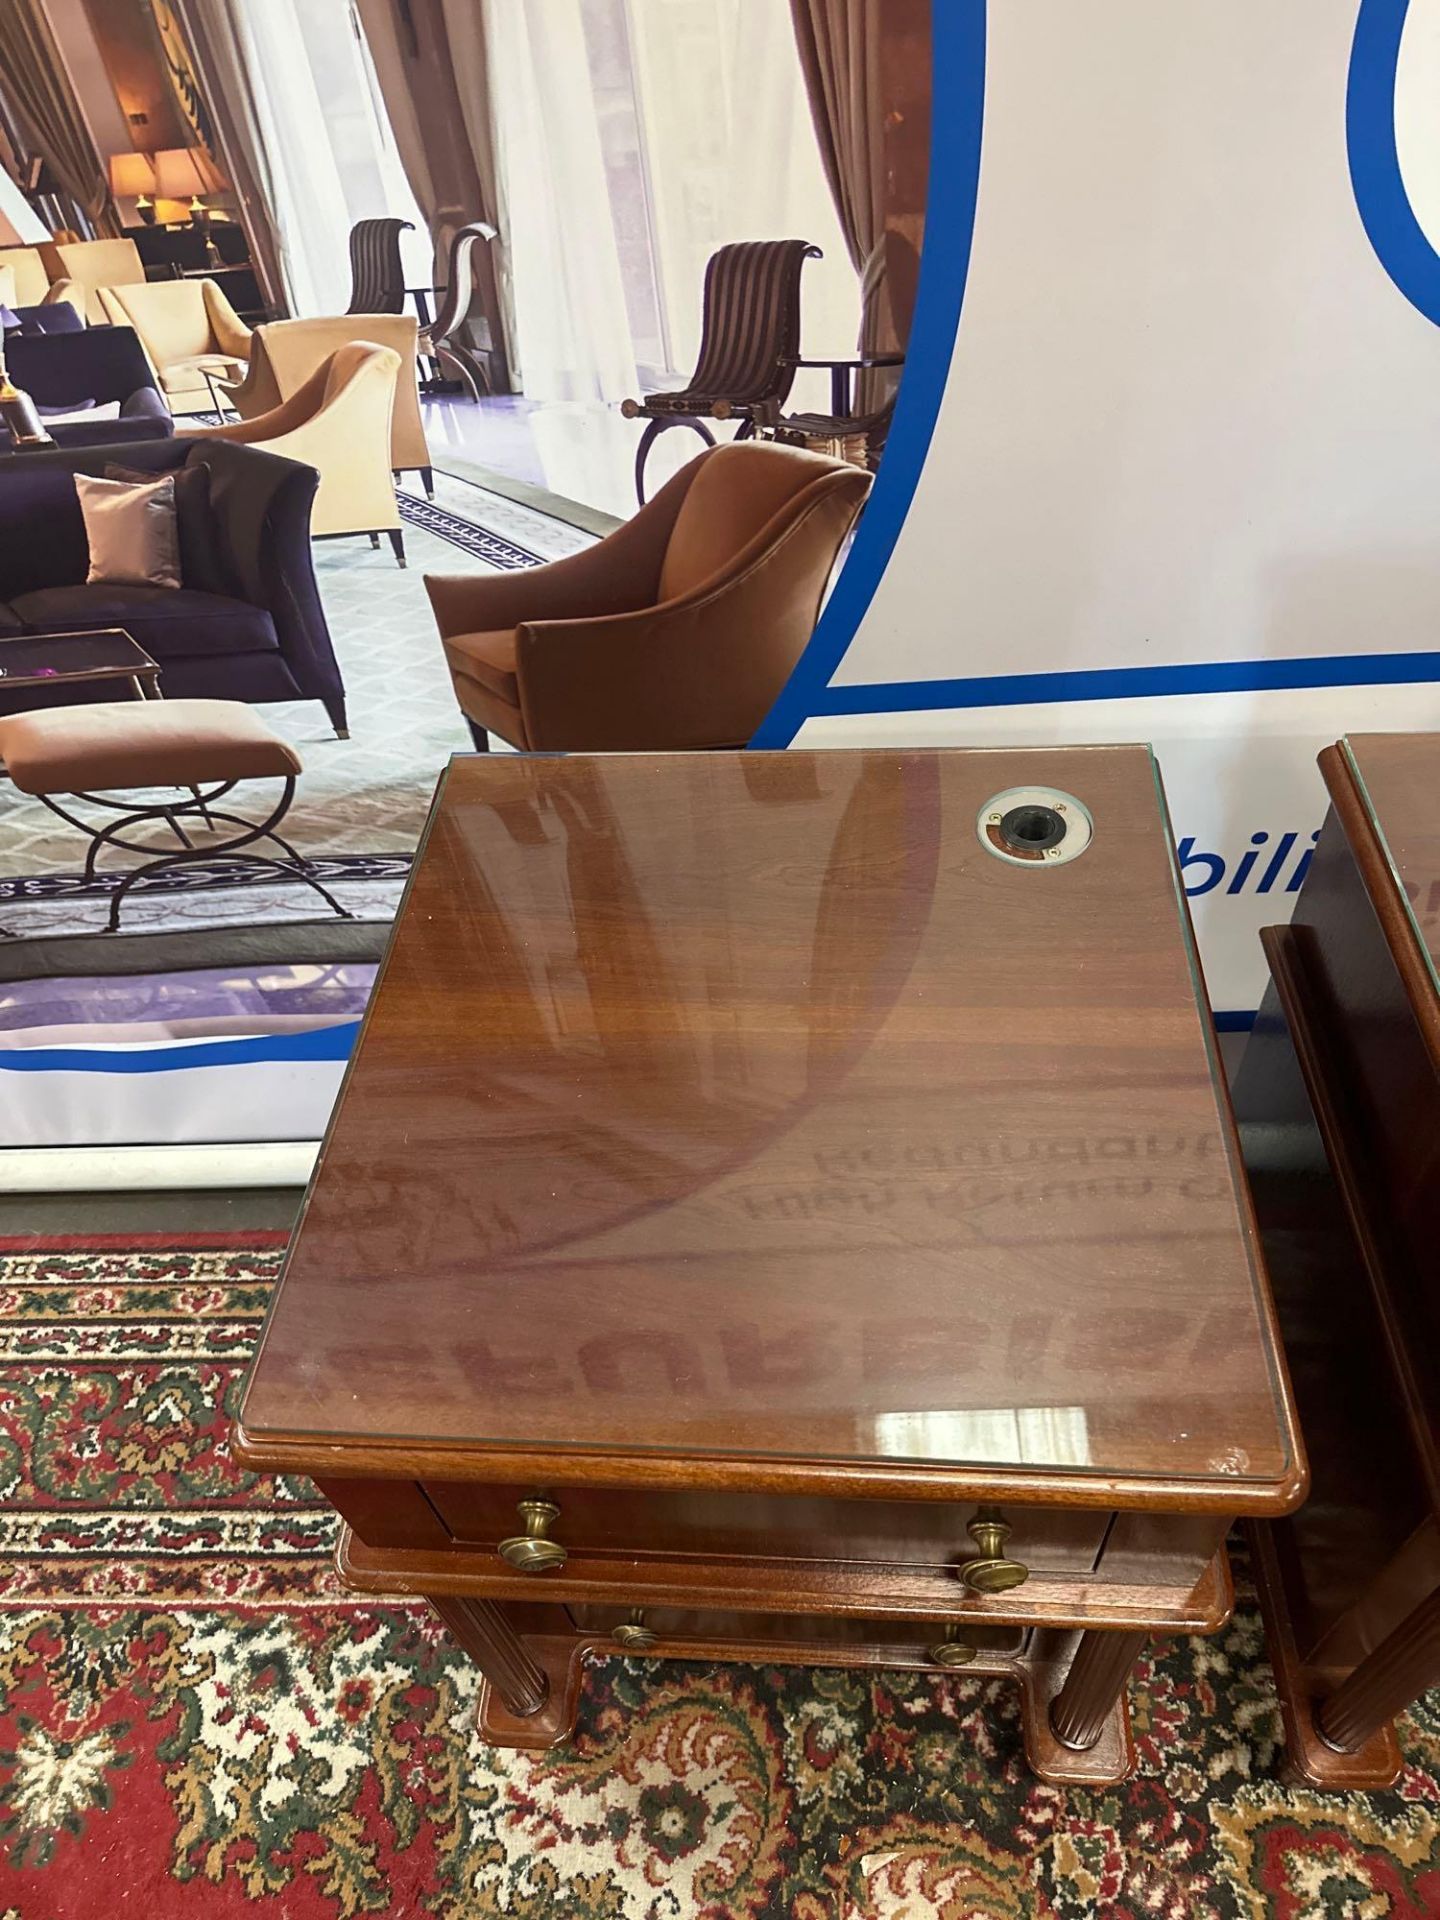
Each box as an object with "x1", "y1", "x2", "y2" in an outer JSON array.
[
  {"x1": 12, "y1": 0, "x2": 1430, "y2": 1154},
  {"x1": 762, "y1": 0, "x2": 1440, "y2": 1016}
]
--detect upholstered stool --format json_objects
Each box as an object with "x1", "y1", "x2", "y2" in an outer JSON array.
[{"x1": 0, "y1": 699, "x2": 349, "y2": 932}]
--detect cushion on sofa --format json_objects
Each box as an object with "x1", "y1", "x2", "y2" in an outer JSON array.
[
  {"x1": 106, "y1": 462, "x2": 232, "y2": 598},
  {"x1": 175, "y1": 468, "x2": 232, "y2": 598},
  {"x1": 75, "y1": 472, "x2": 182, "y2": 590},
  {"x1": 10, "y1": 585, "x2": 278, "y2": 660},
  {"x1": 38, "y1": 400, "x2": 121, "y2": 424}
]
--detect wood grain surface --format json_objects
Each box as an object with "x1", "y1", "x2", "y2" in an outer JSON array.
[{"x1": 239, "y1": 747, "x2": 1299, "y2": 1510}]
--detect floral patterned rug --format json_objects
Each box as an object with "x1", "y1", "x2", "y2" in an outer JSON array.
[{"x1": 0, "y1": 1237, "x2": 1436, "y2": 1919}]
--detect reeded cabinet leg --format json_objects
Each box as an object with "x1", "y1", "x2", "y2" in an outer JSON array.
[
  {"x1": 429, "y1": 1594, "x2": 548, "y2": 1717},
  {"x1": 1050, "y1": 1629, "x2": 1148, "y2": 1751},
  {"x1": 1247, "y1": 1518, "x2": 1403, "y2": 1788},
  {"x1": 1015, "y1": 1630, "x2": 1136, "y2": 1786},
  {"x1": 1317, "y1": 1586, "x2": 1440, "y2": 1754}
]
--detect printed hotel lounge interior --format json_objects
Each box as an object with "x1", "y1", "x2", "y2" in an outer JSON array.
[{"x1": 0, "y1": 1, "x2": 1436, "y2": 1914}]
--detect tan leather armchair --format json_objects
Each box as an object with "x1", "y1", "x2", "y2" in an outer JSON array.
[
  {"x1": 47, "y1": 238, "x2": 146, "y2": 323},
  {"x1": 197, "y1": 342, "x2": 406, "y2": 562},
  {"x1": 427, "y1": 441, "x2": 870, "y2": 752},
  {"x1": 96, "y1": 277, "x2": 251, "y2": 414},
  {"x1": 221, "y1": 313, "x2": 432, "y2": 493}
]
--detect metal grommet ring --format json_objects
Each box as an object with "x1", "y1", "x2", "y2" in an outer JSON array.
[{"x1": 977, "y1": 786, "x2": 1093, "y2": 867}]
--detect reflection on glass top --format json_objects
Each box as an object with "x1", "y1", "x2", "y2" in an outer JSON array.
[
  {"x1": 0, "y1": 628, "x2": 152, "y2": 680},
  {"x1": 243, "y1": 747, "x2": 1294, "y2": 1488},
  {"x1": 1343, "y1": 734, "x2": 1440, "y2": 991}
]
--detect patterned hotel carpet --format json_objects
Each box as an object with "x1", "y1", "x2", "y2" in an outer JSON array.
[{"x1": 0, "y1": 1239, "x2": 1436, "y2": 1919}]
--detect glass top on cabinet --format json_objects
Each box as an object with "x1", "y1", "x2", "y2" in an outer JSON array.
[
  {"x1": 1343, "y1": 734, "x2": 1440, "y2": 993},
  {"x1": 242, "y1": 747, "x2": 1296, "y2": 1492}
]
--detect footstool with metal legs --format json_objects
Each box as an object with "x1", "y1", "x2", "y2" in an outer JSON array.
[{"x1": 0, "y1": 699, "x2": 352, "y2": 933}]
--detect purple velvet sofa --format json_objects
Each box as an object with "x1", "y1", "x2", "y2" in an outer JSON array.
[
  {"x1": 1, "y1": 326, "x2": 174, "y2": 453},
  {"x1": 0, "y1": 437, "x2": 347, "y2": 735}
]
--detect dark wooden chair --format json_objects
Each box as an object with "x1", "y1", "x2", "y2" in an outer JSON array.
[
  {"x1": 345, "y1": 218, "x2": 413, "y2": 316},
  {"x1": 418, "y1": 221, "x2": 499, "y2": 398},
  {"x1": 768, "y1": 232, "x2": 919, "y2": 471},
  {"x1": 621, "y1": 238, "x2": 820, "y2": 503}
]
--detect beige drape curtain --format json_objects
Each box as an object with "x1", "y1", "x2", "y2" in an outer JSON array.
[
  {"x1": 356, "y1": 0, "x2": 514, "y2": 383},
  {"x1": 789, "y1": 0, "x2": 891, "y2": 401},
  {"x1": 167, "y1": 0, "x2": 287, "y2": 313},
  {"x1": 0, "y1": 0, "x2": 117, "y2": 235}
]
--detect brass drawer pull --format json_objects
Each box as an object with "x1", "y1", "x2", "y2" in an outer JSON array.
[
  {"x1": 613, "y1": 1608, "x2": 658, "y2": 1651},
  {"x1": 498, "y1": 1498, "x2": 567, "y2": 1573},
  {"x1": 929, "y1": 1625, "x2": 977, "y2": 1667},
  {"x1": 959, "y1": 1507, "x2": 1029, "y2": 1594}
]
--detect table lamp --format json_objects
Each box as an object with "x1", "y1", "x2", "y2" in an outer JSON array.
[
  {"x1": 153, "y1": 146, "x2": 228, "y2": 229},
  {"x1": 108, "y1": 151, "x2": 158, "y2": 226},
  {"x1": 0, "y1": 345, "x2": 54, "y2": 448}
]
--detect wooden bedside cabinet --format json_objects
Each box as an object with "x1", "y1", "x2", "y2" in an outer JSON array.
[
  {"x1": 1233, "y1": 733, "x2": 1440, "y2": 1788},
  {"x1": 233, "y1": 746, "x2": 1303, "y2": 1785}
]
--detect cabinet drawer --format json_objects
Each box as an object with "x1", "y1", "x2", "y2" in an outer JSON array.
[
  {"x1": 423, "y1": 1482, "x2": 1109, "y2": 1576},
  {"x1": 569, "y1": 1603, "x2": 1024, "y2": 1662}
]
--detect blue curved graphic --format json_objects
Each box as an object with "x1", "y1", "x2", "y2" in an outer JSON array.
[
  {"x1": 750, "y1": 0, "x2": 985, "y2": 748},
  {"x1": 1348, "y1": 0, "x2": 1440, "y2": 325},
  {"x1": 0, "y1": 1021, "x2": 358, "y2": 1074}
]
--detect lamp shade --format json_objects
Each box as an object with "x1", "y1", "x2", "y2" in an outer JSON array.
[
  {"x1": 108, "y1": 151, "x2": 157, "y2": 198},
  {"x1": 153, "y1": 146, "x2": 228, "y2": 200}
]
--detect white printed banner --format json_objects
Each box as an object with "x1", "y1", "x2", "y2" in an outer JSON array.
[{"x1": 758, "y1": 0, "x2": 1440, "y2": 1015}]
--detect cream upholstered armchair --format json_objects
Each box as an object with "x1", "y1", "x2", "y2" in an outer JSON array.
[
  {"x1": 427, "y1": 441, "x2": 870, "y2": 752},
  {"x1": 47, "y1": 238, "x2": 146, "y2": 322},
  {"x1": 197, "y1": 342, "x2": 407, "y2": 563},
  {"x1": 0, "y1": 247, "x2": 83, "y2": 322},
  {"x1": 97, "y1": 277, "x2": 251, "y2": 414},
  {"x1": 0, "y1": 266, "x2": 83, "y2": 324},
  {"x1": 43, "y1": 278, "x2": 83, "y2": 320},
  {"x1": 0, "y1": 246, "x2": 56, "y2": 308},
  {"x1": 220, "y1": 312, "x2": 433, "y2": 495}
]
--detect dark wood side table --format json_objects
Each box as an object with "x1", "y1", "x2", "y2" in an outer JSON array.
[
  {"x1": 234, "y1": 747, "x2": 1303, "y2": 1784},
  {"x1": 1233, "y1": 733, "x2": 1440, "y2": 1788}
]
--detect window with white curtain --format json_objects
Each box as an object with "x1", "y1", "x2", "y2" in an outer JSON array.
[
  {"x1": 576, "y1": 0, "x2": 668, "y2": 374},
  {"x1": 622, "y1": 0, "x2": 856, "y2": 386},
  {"x1": 486, "y1": 0, "x2": 857, "y2": 404},
  {"x1": 483, "y1": 0, "x2": 641, "y2": 403},
  {"x1": 246, "y1": 0, "x2": 858, "y2": 399},
  {"x1": 236, "y1": 0, "x2": 427, "y2": 317}
]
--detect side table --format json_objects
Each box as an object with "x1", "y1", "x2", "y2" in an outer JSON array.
[
  {"x1": 1233, "y1": 733, "x2": 1440, "y2": 1787},
  {"x1": 234, "y1": 746, "x2": 1304, "y2": 1784},
  {"x1": 0, "y1": 628, "x2": 161, "y2": 709}
]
